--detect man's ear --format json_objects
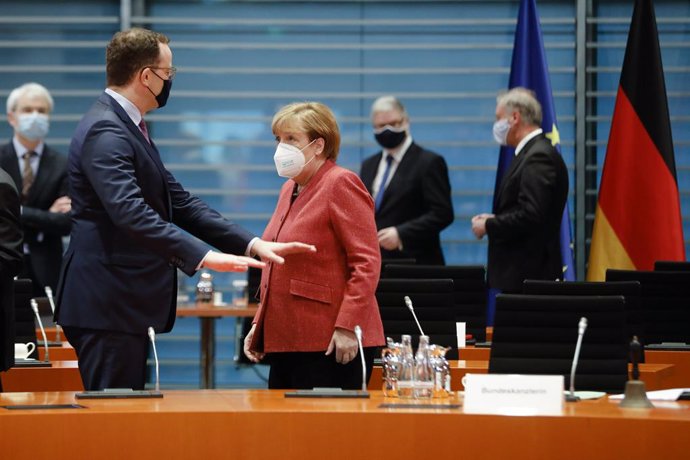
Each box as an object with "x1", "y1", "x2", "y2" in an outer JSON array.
[{"x1": 7, "y1": 112, "x2": 17, "y2": 129}]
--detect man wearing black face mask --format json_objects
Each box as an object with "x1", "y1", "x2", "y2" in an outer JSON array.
[
  {"x1": 57, "y1": 28, "x2": 315, "y2": 391},
  {"x1": 359, "y1": 96, "x2": 453, "y2": 265}
]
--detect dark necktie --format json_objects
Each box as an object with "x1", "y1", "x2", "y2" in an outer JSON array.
[
  {"x1": 374, "y1": 154, "x2": 393, "y2": 211},
  {"x1": 138, "y1": 119, "x2": 151, "y2": 144},
  {"x1": 22, "y1": 150, "x2": 36, "y2": 203}
]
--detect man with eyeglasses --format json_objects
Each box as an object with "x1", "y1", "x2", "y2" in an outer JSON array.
[
  {"x1": 359, "y1": 95, "x2": 453, "y2": 265},
  {"x1": 56, "y1": 28, "x2": 315, "y2": 391}
]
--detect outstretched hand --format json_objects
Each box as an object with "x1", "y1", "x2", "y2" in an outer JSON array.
[
  {"x1": 252, "y1": 239, "x2": 316, "y2": 264},
  {"x1": 202, "y1": 251, "x2": 266, "y2": 272}
]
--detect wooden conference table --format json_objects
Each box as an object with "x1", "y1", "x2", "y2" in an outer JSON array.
[
  {"x1": 459, "y1": 347, "x2": 690, "y2": 388},
  {"x1": 370, "y1": 360, "x2": 676, "y2": 391},
  {"x1": 176, "y1": 303, "x2": 258, "y2": 389},
  {"x1": 1, "y1": 390, "x2": 689, "y2": 460}
]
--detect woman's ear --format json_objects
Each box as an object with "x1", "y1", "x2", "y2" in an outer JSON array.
[{"x1": 315, "y1": 137, "x2": 326, "y2": 156}]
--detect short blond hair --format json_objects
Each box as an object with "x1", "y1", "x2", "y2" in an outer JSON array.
[
  {"x1": 497, "y1": 87, "x2": 542, "y2": 126},
  {"x1": 272, "y1": 102, "x2": 341, "y2": 161}
]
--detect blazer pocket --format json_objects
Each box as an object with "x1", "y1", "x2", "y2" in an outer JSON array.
[{"x1": 289, "y1": 279, "x2": 332, "y2": 304}]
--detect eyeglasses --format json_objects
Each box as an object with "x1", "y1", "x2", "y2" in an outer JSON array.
[{"x1": 148, "y1": 66, "x2": 177, "y2": 80}]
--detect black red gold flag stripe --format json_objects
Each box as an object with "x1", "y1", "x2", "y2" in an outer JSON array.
[{"x1": 587, "y1": 0, "x2": 685, "y2": 281}]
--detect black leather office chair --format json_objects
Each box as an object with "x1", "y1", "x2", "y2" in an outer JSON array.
[
  {"x1": 380, "y1": 258, "x2": 416, "y2": 276},
  {"x1": 383, "y1": 265, "x2": 487, "y2": 343},
  {"x1": 376, "y1": 278, "x2": 456, "y2": 358},
  {"x1": 606, "y1": 269, "x2": 690, "y2": 345},
  {"x1": 489, "y1": 293, "x2": 628, "y2": 393},
  {"x1": 654, "y1": 261, "x2": 690, "y2": 271},
  {"x1": 522, "y1": 279, "x2": 644, "y2": 361},
  {"x1": 14, "y1": 279, "x2": 39, "y2": 359}
]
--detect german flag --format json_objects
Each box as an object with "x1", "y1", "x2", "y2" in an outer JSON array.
[{"x1": 587, "y1": 0, "x2": 685, "y2": 281}]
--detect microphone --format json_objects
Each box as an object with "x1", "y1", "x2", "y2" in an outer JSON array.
[
  {"x1": 30, "y1": 299, "x2": 49, "y2": 363},
  {"x1": 567, "y1": 317, "x2": 588, "y2": 402},
  {"x1": 75, "y1": 327, "x2": 163, "y2": 399},
  {"x1": 148, "y1": 327, "x2": 161, "y2": 393},
  {"x1": 44, "y1": 286, "x2": 62, "y2": 343},
  {"x1": 403, "y1": 296, "x2": 425, "y2": 336},
  {"x1": 354, "y1": 325, "x2": 367, "y2": 393}
]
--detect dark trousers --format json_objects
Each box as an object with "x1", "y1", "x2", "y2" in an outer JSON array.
[
  {"x1": 267, "y1": 347, "x2": 377, "y2": 390},
  {"x1": 63, "y1": 326, "x2": 148, "y2": 391},
  {"x1": 20, "y1": 254, "x2": 44, "y2": 298}
]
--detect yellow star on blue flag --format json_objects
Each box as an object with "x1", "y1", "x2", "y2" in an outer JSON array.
[{"x1": 545, "y1": 123, "x2": 560, "y2": 147}]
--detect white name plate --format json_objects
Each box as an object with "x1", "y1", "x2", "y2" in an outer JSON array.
[
  {"x1": 463, "y1": 374, "x2": 564, "y2": 415},
  {"x1": 456, "y1": 322, "x2": 466, "y2": 349}
]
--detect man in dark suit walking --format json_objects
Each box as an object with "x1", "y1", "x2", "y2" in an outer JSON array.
[
  {"x1": 0, "y1": 166, "x2": 23, "y2": 390},
  {"x1": 56, "y1": 28, "x2": 314, "y2": 391},
  {"x1": 471, "y1": 88, "x2": 568, "y2": 292},
  {"x1": 1, "y1": 83, "x2": 71, "y2": 297},
  {"x1": 359, "y1": 96, "x2": 453, "y2": 265}
]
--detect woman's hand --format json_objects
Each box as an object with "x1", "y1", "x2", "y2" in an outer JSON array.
[
  {"x1": 243, "y1": 323, "x2": 265, "y2": 363},
  {"x1": 325, "y1": 327, "x2": 358, "y2": 364}
]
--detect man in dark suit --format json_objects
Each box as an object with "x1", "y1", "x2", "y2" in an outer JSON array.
[
  {"x1": 0, "y1": 167, "x2": 23, "y2": 390},
  {"x1": 56, "y1": 28, "x2": 314, "y2": 391},
  {"x1": 1, "y1": 83, "x2": 71, "y2": 297},
  {"x1": 359, "y1": 96, "x2": 453, "y2": 265},
  {"x1": 472, "y1": 88, "x2": 568, "y2": 292}
]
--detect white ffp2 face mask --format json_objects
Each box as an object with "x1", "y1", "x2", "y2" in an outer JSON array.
[
  {"x1": 273, "y1": 139, "x2": 316, "y2": 178},
  {"x1": 17, "y1": 112, "x2": 50, "y2": 140},
  {"x1": 492, "y1": 118, "x2": 511, "y2": 146}
]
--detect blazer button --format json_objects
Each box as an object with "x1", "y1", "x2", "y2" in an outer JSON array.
[{"x1": 271, "y1": 237, "x2": 276, "y2": 242}]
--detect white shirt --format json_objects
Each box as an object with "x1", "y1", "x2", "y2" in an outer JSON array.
[
  {"x1": 371, "y1": 135, "x2": 413, "y2": 199},
  {"x1": 515, "y1": 128, "x2": 543, "y2": 156},
  {"x1": 105, "y1": 88, "x2": 143, "y2": 127}
]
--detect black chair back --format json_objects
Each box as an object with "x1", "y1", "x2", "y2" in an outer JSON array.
[
  {"x1": 384, "y1": 264, "x2": 487, "y2": 342},
  {"x1": 376, "y1": 278, "x2": 456, "y2": 358},
  {"x1": 14, "y1": 279, "x2": 39, "y2": 359},
  {"x1": 522, "y1": 280, "x2": 644, "y2": 360},
  {"x1": 606, "y1": 269, "x2": 690, "y2": 345},
  {"x1": 654, "y1": 261, "x2": 690, "y2": 271},
  {"x1": 380, "y1": 258, "x2": 416, "y2": 276},
  {"x1": 489, "y1": 294, "x2": 628, "y2": 393}
]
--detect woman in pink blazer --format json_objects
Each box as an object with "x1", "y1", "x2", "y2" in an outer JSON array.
[{"x1": 244, "y1": 102, "x2": 385, "y2": 389}]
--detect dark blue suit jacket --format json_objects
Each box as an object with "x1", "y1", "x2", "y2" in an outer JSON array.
[
  {"x1": 360, "y1": 142, "x2": 453, "y2": 265},
  {"x1": 55, "y1": 92, "x2": 254, "y2": 334}
]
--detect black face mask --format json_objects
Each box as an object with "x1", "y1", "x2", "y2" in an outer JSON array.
[
  {"x1": 374, "y1": 127, "x2": 406, "y2": 149},
  {"x1": 147, "y1": 70, "x2": 172, "y2": 108}
]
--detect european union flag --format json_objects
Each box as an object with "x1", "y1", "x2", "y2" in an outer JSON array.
[{"x1": 493, "y1": 0, "x2": 575, "y2": 281}]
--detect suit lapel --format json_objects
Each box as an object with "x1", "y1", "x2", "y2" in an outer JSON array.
[
  {"x1": 494, "y1": 134, "x2": 543, "y2": 205},
  {"x1": 377, "y1": 143, "x2": 419, "y2": 214},
  {"x1": 103, "y1": 93, "x2": 172, "y2": 214},
  {"x1": 361, "y1": 152, "x2": 382, "y2": 193}
]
